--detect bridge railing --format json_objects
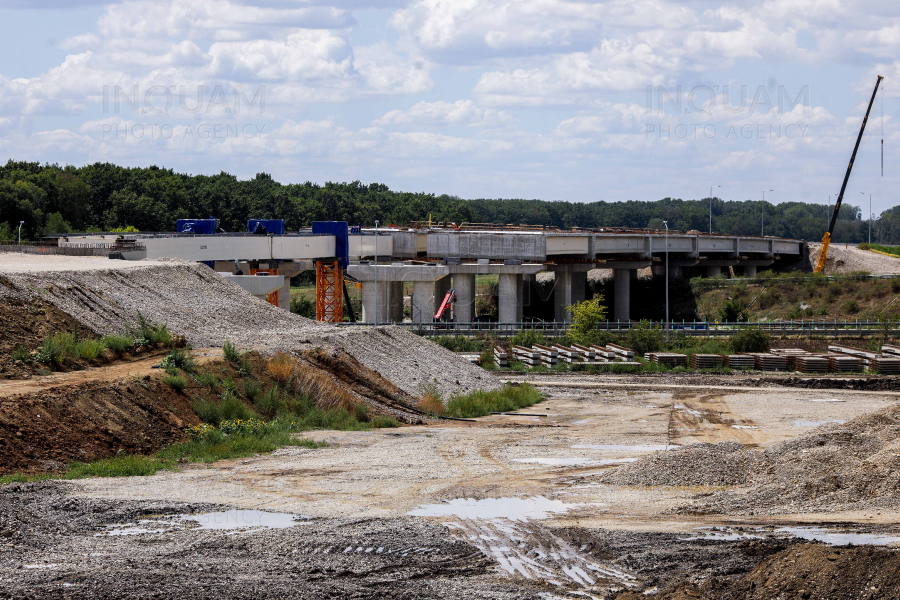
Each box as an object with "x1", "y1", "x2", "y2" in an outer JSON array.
[{"x1": 334, "y1": 319, "x2": 900, "y2": 337}]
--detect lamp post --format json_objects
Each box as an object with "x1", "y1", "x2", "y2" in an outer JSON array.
[
  {"x1": 663, "y1": 220, "x2": 669, "y2": 342},
  {"x1": 374, "y1": 220, "x2": 379, "y2": 326},
  {"x1": 761, "y1": 190, "x2": 773, "y2": 236},
  {"x1": 18, "y1": 221, "x2": 24, "y2": 245},
  {"x1": 709, "y1": 185, "x2": 721, "y2": 234},
  {"x1": 861, "y1": 192, "x2": 872, "y2": 244}
]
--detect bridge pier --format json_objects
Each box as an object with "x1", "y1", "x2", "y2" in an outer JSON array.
[
  {"x1": 452, "y1": 273, "x2": 476, "y2": 323},
  {"x1": 499, "y1": 273, "x2": 524, "y2": 323},
  {"x1": 361, "y1": 280, "x2": 389, "y2": 324},
  {"x1": 744, "y1": 265, "x2": 757, "y2": 276},
  {"x1": 613, "y1": 268, "x2": 633, "y2": 322},
  {"x1": 707, "y1": 266, "x2": 722, "y2": 278},
  {"x1": 552, "y1": 268, "x2": 588, "y2": 323}
]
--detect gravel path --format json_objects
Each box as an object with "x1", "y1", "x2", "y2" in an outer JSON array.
[{"x1": 0, "y1": 254, "x2": 497, "y2": 396}]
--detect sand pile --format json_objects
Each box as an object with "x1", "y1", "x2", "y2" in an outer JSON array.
[{"x1": 603, "y1": 404, "x2": 900, "y2": 514}]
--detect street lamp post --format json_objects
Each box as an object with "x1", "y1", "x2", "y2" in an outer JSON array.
[
  {"x1": 861, "y1": 192, "x2": 872, "y2": 244},
  {"x1": 709, "y1": 185, "x2": 721, "y2": 234},
  {"x1": 374, "y1": 220, "x2": 379, "y2": 326},
  {"x1": 663, "y1": 220, "x2": 669, "y2": 342},
  {"x1": 18, "y1": 221, "x2": 24, "y2": 245},
  {"x1": 761, "y1": 190, "x2": 773, "y2": 236}
]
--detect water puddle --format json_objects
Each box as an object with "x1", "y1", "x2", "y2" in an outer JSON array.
[
  {"x1": 679, "y1": 527, "x2": 762, "y2": 542},
  {"x1": 513, "y1": 457, "x2": 639, "y2": 468},
  {"x1": 775, "y1": 527, "x2": 900, "y2": 546},
  {"x1": 800, "y1": 398, "x2": 846, "y2": 403},
  {"x1": 98, "y1": 509, "x2": 309, "y2": 536},
  {"x1": 571, "y1": 444, "x2": 675, "y2": 452},
  {"x1": 793, "y1": 419, "x2": 846, "y2": 428},
  {"x1": 408, "y1": 496, "x2": 584, "y2": 521}
]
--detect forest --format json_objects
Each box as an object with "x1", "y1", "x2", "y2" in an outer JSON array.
[{"x1": 0, "y1": 160, "x2": 887, "y2": 243}]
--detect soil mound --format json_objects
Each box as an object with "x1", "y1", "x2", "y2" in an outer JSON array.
[
  {"x1": 602, "y1": 404, "x2": 900, "y2": 514},
  {"x1": 0, "y1": 378, "x2": 197, "y2": 473},
  {"x1": 614, "y1": 543, "x2": 900, "y2": 600},
  {"x1": 809, "y1": 242, "x2": 900, "y2": 275}
]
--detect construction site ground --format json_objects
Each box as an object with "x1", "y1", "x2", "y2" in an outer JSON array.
[{"x1": 3, "y1": 370, "x2": 899, "y2": 599}]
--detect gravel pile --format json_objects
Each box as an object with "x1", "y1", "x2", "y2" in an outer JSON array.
[
  {"x1": 602, "y1": 404, "x2": 900, "y2": 514},
  {"x1": 0, "y1": 255, "x2": 497, "y2": 396},
  {"x1": 809, "y1": 242, "x2": 900, "y2": 275}
]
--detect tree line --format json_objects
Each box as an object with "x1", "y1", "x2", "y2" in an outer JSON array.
[{"x1": 0, "y1": 159, "x2": 881, "y2": 243}]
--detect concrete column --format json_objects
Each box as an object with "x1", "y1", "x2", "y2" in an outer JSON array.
[
  {"x1": 388, "y1": 281, "x2": 404, "y2": 323},
  {"x1": 361, "y1": 281, "x2": 389, "y2": 324},
  {"x1": 613, "y1": 268, "x2": 633, "y2": 322},
  {"x1": 453, "y1": 273, "x2": 476, "y2": 323},
  {"x1": 278, "y1": 279, "x2": 291, "y2": 311},
  {"x1": 434, "y1": 275, "x2": 451, "y2": 317},
  {"x1": 707, "y1": 266, "x2": 722, "y2": 278},
  {"x1": 499, "y1": 273, "x2": 524, "y2": 324},
  {"x1": 553, "y1": 270, "x2": 587, "y2": 323},
  {"x1": 744, "y1": 265, "x2": 757, "y2": 277},
  {"x1": 669, "y1": 266, "x2": 682, "y2": 279},
  {"x1": 411, "y1": 281, "x2": 435, "y2": 323}
]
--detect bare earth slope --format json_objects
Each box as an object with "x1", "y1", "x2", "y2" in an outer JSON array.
[
  {"x1": 0, "y1": 254, "x2": 496, "y2": 396},
  {"x1": 808, "y1": 242, "x2": 900, "y2": 275}
]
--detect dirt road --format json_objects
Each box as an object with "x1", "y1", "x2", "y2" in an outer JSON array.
[{"x1": 7, "y1": 375, "x2": 884, "y2": 598}]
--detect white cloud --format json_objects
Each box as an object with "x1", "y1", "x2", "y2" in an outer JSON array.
[{"x1": 374, "y1": 100, "x2": 511, "y2": 126}]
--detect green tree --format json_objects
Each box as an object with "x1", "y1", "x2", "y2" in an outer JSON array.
[
  {"x1": 44, "y1": 212, "x2": 72, "y2": 234},
  {"x1": 567, "y1": 297, "x2": 608, "y2": 345}
]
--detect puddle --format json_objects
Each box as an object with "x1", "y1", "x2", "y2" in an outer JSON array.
[
  {"x1": 408, "y1": 496, "x2": 586, "y2": 521},
  {"x1": 99, "y1": 509, "x2": 309, "y2": 536},
  {"x1": 731, "y1": 425, "x2": 759, "y2": 430},
  {"x1": 680, "y1": 527, "x2": 762, "y2": 541},
  {"x1": 571, "y1": 444, "x2": 675, "y2": 452},
  {"x1": 673, "y1": 404, "x2": 702, "y2": 417},
  {"x1": 775, "y1": 527, "x2": 900, "y2": 546},
  {"x1": 793, "y1": 419, "x2": 846, "y2": 428},
  {"x1": 514, "y1": 458, "x2": 598, "y2": 467},
  {"x1": 800, "y1": 398, "x2": 846, "y2": 403}
]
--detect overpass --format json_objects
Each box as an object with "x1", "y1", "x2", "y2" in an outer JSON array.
[{"x1": 56, "y1": 228, "x2": 807, "y2": 322}]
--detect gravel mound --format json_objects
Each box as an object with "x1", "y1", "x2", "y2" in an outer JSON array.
[
  {"x1": 601, "y1": 404, "x2": 900, "y2": 514},
  {"x1": 0, "y1": 255, "x2": 498, "y2": 396},
  {"x1": 809, "y1": 242, "x2": 900, "y2": 275}
]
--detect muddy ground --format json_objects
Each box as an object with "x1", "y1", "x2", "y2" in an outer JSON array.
[{"x1": 2, "y1": 372, "x2": 898, "y2": 598}]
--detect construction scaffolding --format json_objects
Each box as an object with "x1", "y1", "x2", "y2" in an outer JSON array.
[{"x1": 316, "y1": 260, "x2": 344, "y2": 322}]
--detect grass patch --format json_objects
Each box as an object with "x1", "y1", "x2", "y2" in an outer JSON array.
[
  {"x1": 195, "y1": 371, "x2": 220, "y2": 391},
  {"x1": 162, "y1": 375, "x2": 186, "y2": 392},
  {"x1": 75, "y1": 339, "x2": 105, "y2": 360},
  {"x1": 101, "y1": 334, "x2": 134, "y2": 352},
  {"x1": 12, "y1": 344, "x2": 31, "y2": 363},
  {"x1": 223, "y1": 340, "x2": 242, "y2": 363},
  {"x1": 66, "y1": 455, "x2": 172, "y2": 478},
  {"x1": 134, "y1": 313, "x2": 172, "y2": 345},
  {"x1": 0, "y1": 472, "x2": 55, "y2": 485},
  {"x1": 429, "y1": 383, "x2": 544, "y2": 419},
  {"x1": 160, "y1": 348, "x2": 197, "y2": 373}
]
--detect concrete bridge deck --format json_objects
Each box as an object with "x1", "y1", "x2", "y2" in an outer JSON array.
[{"x1": 56, "y1": 229, "x2": 806, "y2": 323}]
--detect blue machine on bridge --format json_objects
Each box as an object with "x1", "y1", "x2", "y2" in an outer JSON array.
[
  {"x1": 247, "y1": 219, "x2": 286, "y2": 236},
  {"x1": 176, "y1": 218, "x2": 217, "y2": 235}
]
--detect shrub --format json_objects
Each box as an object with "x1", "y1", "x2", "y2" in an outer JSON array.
[
  {"x1": 370, "y1": 415, "x2": 400, "y2": 428},
  {"x1": 159, "y1": 348, "x2": 197, "y2": 373},
  {"x1": 254, "y1": 386, "x2": 284, "y2": 417},
  {"x1": 429, "y1": 336, "x2": 486, "y2": 353},
  {"x1": 266, "y1": 352, "x2": 294, "y2": 384},
  {"x1": 509, "y1": 330, "x2": 547, "y2": 348},
  {"x1": 567, "y1": 297, "x2": 608, "y2": 344},
  {"x1": 220, "y1": 393, "x2": 256, "y2": 421},
  {"x1": 223, "y1": 340, "x2": 241, "y2": 363},
  {"x1": 290, "y1": 295, "x2": 316, "y2": 318},
  {"x1": 195, "y1": 371, "x2": 220, "y2": 391},
  {"x1": 730, "y1": 329, "x2": 770, "y2": 353},
  {"x1": 35, "y1": 332, "x2": 77, "y2": 365},
  {"x1": 12, "y1": 344, "x2": 31, "y2": 363},
  {"x1": 222, "y1": 376, "x2": 238, "y2": 395},
  {"x1": 625, "y1": 320, "x2": 664, "y2": 356},
  {"x1": 163, "y1": 375, "x2": 187, "y2": 392},
  {"x1": 102, "y1": 334, "x2": 133, "y2": 352},
  {"x1": 75, "y1": 339, "x2": 105, "y2": 360},
  {"x1": 891, "y1": 278, "x2": 900, "y2": 293},
  {"x1": 719, "y1": 299, "x2": 748, "y2": 322},
  {"x1": 242, "y1": 379, "x2": 261, "y2": 402},
  {"x1": 135, "y1": 313, "x2": 172, "y2": 345},
  {"x1": 844, "y1": 299, "x2": 860, "y2": 314},
  {"x1": 192, "y1": 400, "x2": 223, "y2": 425}
]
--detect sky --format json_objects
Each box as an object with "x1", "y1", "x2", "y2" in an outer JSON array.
[{"x1": 0, "y1": 0, "x2": 898, "y2": 215}]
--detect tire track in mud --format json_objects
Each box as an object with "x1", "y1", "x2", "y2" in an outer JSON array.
[
  {"x1": 666, "y1": 392, "x2": 762, "y2": 446},
  {"x1": 441, "y1": 517, "x2": 638, "y2": 595}
]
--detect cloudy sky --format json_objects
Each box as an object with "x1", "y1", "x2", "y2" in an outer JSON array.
[{"x1": 0, "y1": 0, "x2": 897, "y2": 213}]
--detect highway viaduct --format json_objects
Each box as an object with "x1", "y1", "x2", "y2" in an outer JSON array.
[{"x1": 58, "y1": 228, "x2": 807, "y2": 323}]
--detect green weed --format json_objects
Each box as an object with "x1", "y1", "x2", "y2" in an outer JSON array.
[
  {"x1": 445, "y1": 383, "x2": 543, "y2": 418},
  {"x1": 162, "y1": 375, "x2": 186, "y2": 392},
  {"x1": 101, "y1": 334, "x2": 134, "y2": 352},
  {"x1": 66, "y1": 455, "x2": 172, "y2": 478}
]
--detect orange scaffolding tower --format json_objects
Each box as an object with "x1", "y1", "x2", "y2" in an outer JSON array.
[{"x1": 315, "y1": 261, "x2": 343, "y2": 322}]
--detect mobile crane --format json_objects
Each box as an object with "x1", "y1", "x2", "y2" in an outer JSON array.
[{"x1": 814, "y1": 75, "x2": 883, "y2": 273}]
